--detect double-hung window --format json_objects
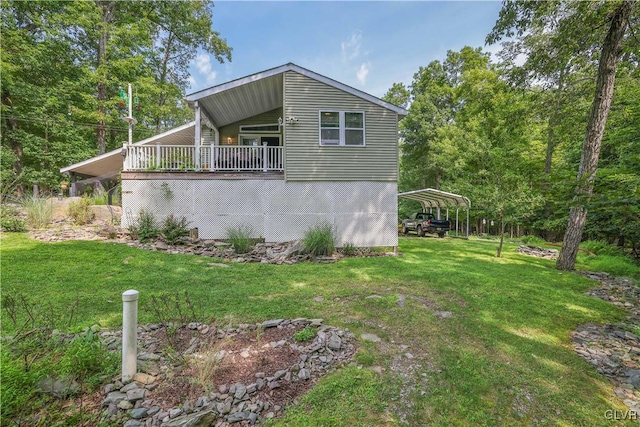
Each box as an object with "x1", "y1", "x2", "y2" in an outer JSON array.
[{"x1": 319, "y1": 111, "x2": 365, "y2": 146}]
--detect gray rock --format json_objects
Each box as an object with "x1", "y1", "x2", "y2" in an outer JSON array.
[
  {"x1": 247, "y1": 412, "x2": 258, "y2": 424},
  {"x1": 103, "y1": 391, "x2": 127, "y2": 406},
  {"x1": 162, "y1": 409, "x2": 217, "y2": 427},
  {"x1": 234, "y1": 383, "x2": 247, "y2": 400},
  {"x1": 227, "y1": 411, "x2": 250, "y2": 423},
  {"x1": 298, "y1": 368, "x2": 311, "y2": 380},
  {"x1": 309, "y1": 319, "x2": 324, "y2": 327},
  {"x1": 126, "y1": 388, "x2": 146, "y2": 401},
  {"x1": 327, "y1": 333, "x2": 342, "y2": 350},
  {"x1": 261, "y1": 319, "x2": 284, "y2": 328},
  {"x1": 628, "y1": 374, "x2": 640, "y2": 389},
  {"x1": 217, "y1": 401, "x2": 231, "y2": 415},
  {"x1": 196, "y1": 396, "x2": 210, "y2": 407},
  {"x1": 38, "y1": 377, "x2": 80, "y2": 399},
  {"x1": 123, "y1": 420, "x2": 144, "y2": 427},
  {"x1": 169, "y1": 408, "x2": 183, "y2": 418},
  {"x1": 130, "y1": 407, "x2": 148, "y2": 419},
  {"x1": 121, "y1": 381, "x2": 142, "y2": 392},
  {"x1": 118, "y1": 400, "x2": 134, "y2": 410},
  {"x1": 268, "y1": 381, "x2": 281, "y2": 390},
  {"x1": 147, "y1": 405, "x2": 161, "y2": 416}
]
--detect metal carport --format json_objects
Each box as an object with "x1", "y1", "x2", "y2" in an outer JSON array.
[{"x1": 398, "y1": 188, "x2": 471, "y2": 238}]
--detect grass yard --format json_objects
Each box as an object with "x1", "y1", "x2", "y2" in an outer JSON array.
[{"x1": 1, "y1": 232, "x2": 639, "y2": 426}]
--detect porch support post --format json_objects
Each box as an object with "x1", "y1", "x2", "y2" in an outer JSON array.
[
  {"x1": 155, "y1": 142, "x2": 161, "y2": 169},
  {"x1": 211, "y1": 124, "x2": 219, "y2": 172},
  {"x1": 456, "y1": 208, "x2": 459, "y2": 237},
  {"x1": 194, "y1": 101, "x2": 201, "y2": 171},
  {"x1": 262, "y1": 142, "x2": 268, "y2": 172},
  {"x1": 122, "y1": 142, "x2": 128, "y2": 171},
  {"x1": 70, "y1": 173, "x2": 77, "y2": 197}
]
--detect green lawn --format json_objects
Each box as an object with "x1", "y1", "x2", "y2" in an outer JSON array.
[{"x1": 1, "y1": 232, "x2": 637, "y2": 426}]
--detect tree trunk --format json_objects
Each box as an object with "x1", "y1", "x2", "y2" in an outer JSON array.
[
  {"x1": 557, "y1": 0, "x2": 632, "y2": 271},
  {"x1": 155, "y1": 32, "x2": 174, "y2": 133},
  {"x1": 1, "y1": 89, "x2": 25, "y2": 195},
  {"x1": 95, "y1": 0, "x2": 113, "y2": 155},
  {"x1": 497, "y1": 216, "x2": 505, "y2": 258}
]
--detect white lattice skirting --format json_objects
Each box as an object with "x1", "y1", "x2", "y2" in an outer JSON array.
[{"x1": 121, "y1": 179, "x2": 398, "y2": 247}]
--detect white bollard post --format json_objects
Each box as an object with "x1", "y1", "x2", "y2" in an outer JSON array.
[{"x1": 122, "y1": 290, "x2": 139, "y2": 383}]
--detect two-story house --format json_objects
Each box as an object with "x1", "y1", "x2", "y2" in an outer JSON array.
[{"x1": 61, "y1": 63, "x2": 408, "y2": 247}]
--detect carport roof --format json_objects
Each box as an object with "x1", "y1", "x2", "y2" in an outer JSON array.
[{"x1": 398, "y1": 188, "x2": 470, "y2": 209}]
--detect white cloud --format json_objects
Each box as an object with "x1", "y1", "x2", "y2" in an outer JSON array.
[
  {"x1": 356, "y1": 62, "x2": 370, "y2": 85},
  {"x1": 194, "y1": 53, "x2": 217, "y2": 85},
  {"x1": 341, "y1": 32, "x2": 362, "y2": 61}
]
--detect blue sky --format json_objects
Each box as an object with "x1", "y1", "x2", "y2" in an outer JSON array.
[{"x1": 187, "y1": 1, "x2": 504, "y2": 99}]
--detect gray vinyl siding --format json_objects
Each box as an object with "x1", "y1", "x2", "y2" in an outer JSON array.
[
  {"x1": 218, "y1": 108, "x2": 282, "y2": 145},
  {"x1": 284, "y1": 71, "x2": 399, "y2": 181}
]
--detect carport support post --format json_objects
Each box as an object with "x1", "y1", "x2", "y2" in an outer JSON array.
[
  {"x1": 122, "y1": 290, "x2": 139, "y2": 383},
  {"x1": 456, "y1": 208, "x2": 459, "y2": 237}
]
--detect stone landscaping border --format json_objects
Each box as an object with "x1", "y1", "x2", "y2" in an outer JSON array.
[
  {"x1": 96, "y1": 318, "x2": 356, "y2": 426},
  {"x1": 572, "y1": 272, "x2": 640, "y2": 413}
]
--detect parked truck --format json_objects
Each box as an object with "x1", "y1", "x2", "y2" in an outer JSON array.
[{"x1": 401, "y1": 212, "x2": 451, "y2": 238}]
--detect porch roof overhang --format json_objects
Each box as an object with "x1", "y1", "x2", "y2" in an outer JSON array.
[
  {"x1": 398, "y1": 188, "x2": 471, "y2": 210},
  {"x1": 60, "y1": 121, "x2": 195, "y2": 178},
  {"x1": 184, "y1": 63, "x2": 408, "y2": 129}
]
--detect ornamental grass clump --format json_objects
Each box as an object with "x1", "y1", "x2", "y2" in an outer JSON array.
[
  {"x1": 303, "y1": 221, "x2": 336, "y2": 256},
  {"x1": 66, "y1": 197, "x2": 94, "y2": 225},
  {"x1": 226, "y1": 225, "x2": 254, "y2": 254},
  {"x1": 22, "y1": 194, "x2": 52, "y2": 229}
]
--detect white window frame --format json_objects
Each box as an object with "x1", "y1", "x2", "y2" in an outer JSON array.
[
  {"x1": 239, "y1": 123, "x2": 280, "y2": 133},
  {"x1": 319, "y1": 110, "x2": 365, "y2": 146},
  {"x1": 238, "y1": 134, "x2": 281, "y2": 146}
]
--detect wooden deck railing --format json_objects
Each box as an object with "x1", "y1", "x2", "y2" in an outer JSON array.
[{"x1": 123, "y1": 144, "x2": 284, "y2": 172}]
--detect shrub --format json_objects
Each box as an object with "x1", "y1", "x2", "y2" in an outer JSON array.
[
  {"x1": 161, "y1": 214, "x2": 191, "y2": 245},
  {"x1": 130, "y1": 209, "x2": 159, "y2": 243},
  {"x1": 89, "y1": 192, "x2": 109, "y2": 206},
  {"x1": 22, "y1": 194, "x2": 52, "y2": 229},
  {"x1": 66, "y1": 197, "x2": 94, "y2": 225},
  {"x1": 226, "y1": 225, "x2": 254, "y2": 254},
  {"x1": 294, "y1": 326, "x2": 317, "y2": 342},
  {"x1": 581, "y1": 240, "x2": 627, "y2": 258},
  {"x1": 303, "y1": 221, "x2": 336, "y2": 256},
  {"x1": 340, "y1": 241, "x2": 357, "y2": 256},
  {"x1": 58, "y1": 330, "x2": 118, "y2": 388},
  {"x1": 0, "y1": 206, "x2": 26, "y2": 232},
  {"x1": 521, "y1": 235, "x2": 545, "y2": 246}
]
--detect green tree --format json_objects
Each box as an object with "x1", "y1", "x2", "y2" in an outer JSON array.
[
  {"x1": 1, "y1": 0, "x2": 231, "y2": 192},
  {"x1": 489, "y1": 0, "x2": 637, "y2": 270}
]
